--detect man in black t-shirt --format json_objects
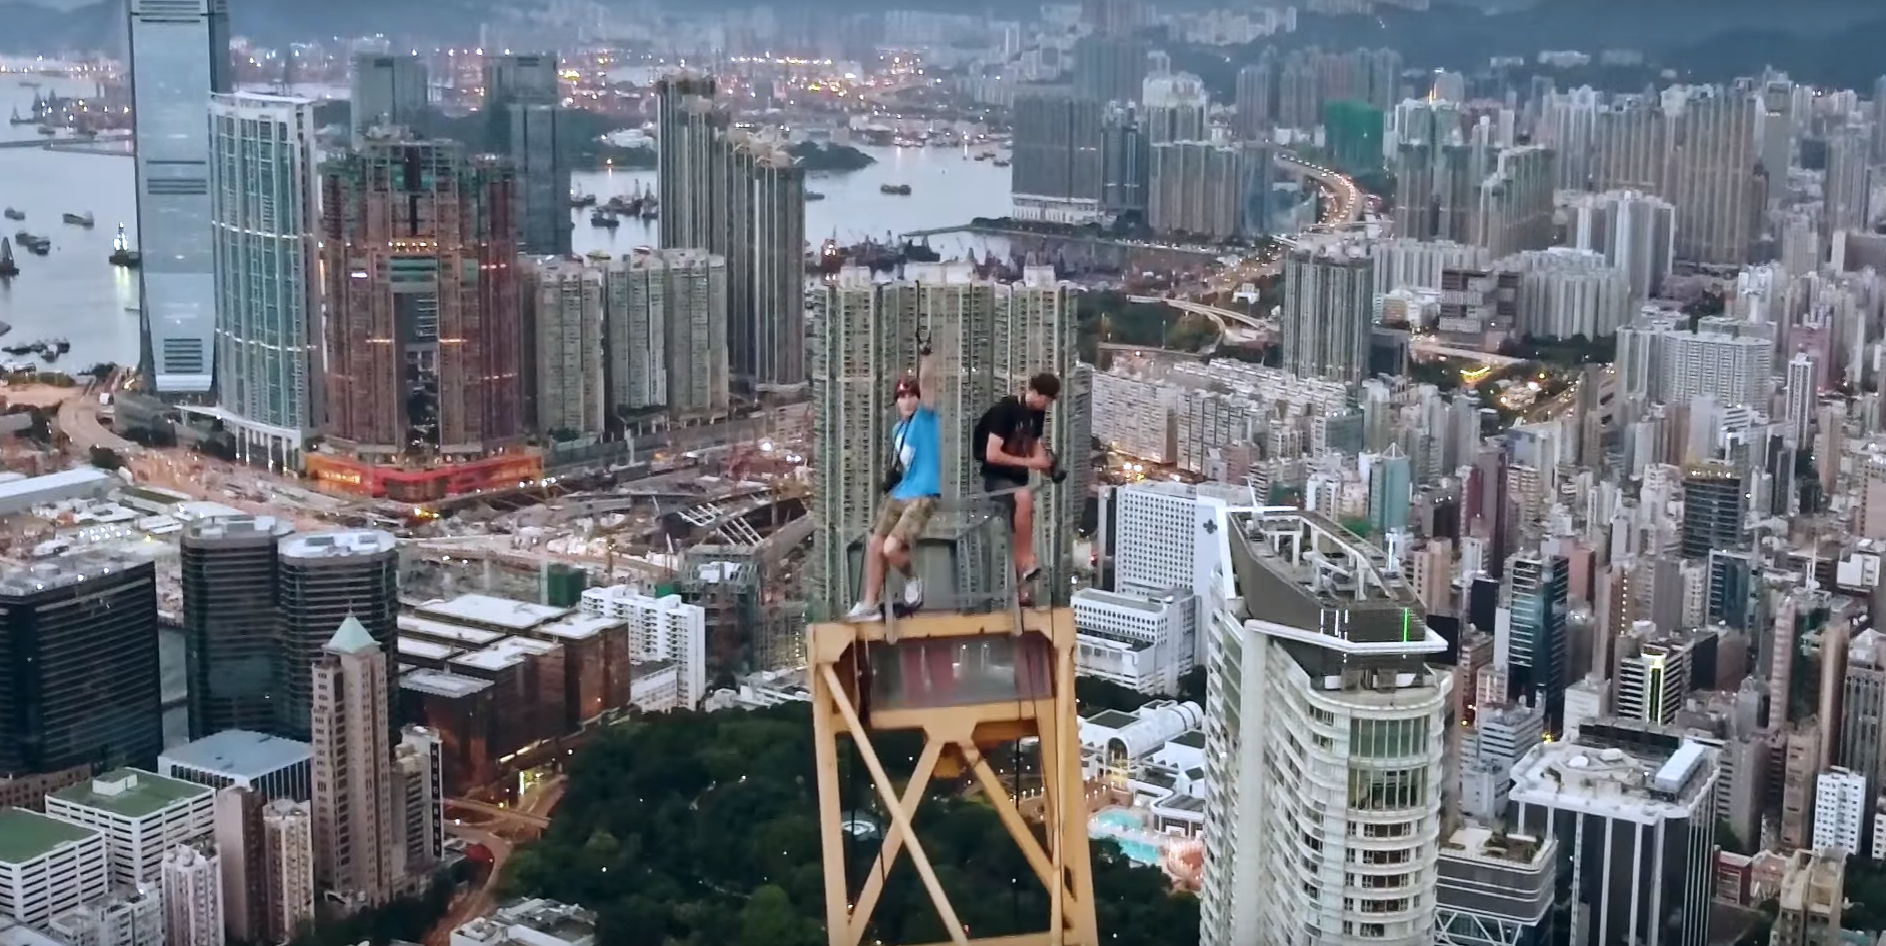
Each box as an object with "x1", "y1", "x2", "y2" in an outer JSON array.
[{"x1": 972, "y1": 371, "x2": 1061, "y2": 587}]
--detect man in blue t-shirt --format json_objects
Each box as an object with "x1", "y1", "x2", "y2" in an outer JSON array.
[{"x1": 847, "y1": 335, "x2": 942, "y2": 622}]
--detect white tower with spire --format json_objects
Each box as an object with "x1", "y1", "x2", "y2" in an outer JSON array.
[{"x1": 309, "y1": 615, "x2": 396, "y2": 910}]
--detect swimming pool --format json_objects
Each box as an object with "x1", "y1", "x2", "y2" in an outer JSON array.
[{"x1": 1089, "y1": 808, "x2": 1162, "y2": 867}]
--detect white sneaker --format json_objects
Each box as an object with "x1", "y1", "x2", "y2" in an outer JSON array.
[
  {"x1": 902, "y1": 577, "x2": 924, "y2": 608},
  {"x1": 845, "y1": 602, "x2": 883, "y2": 623}
]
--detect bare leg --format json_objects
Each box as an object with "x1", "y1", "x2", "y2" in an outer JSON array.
[
  {"x1": 859, "y1": 531, "x2": 888, "y2": 607},
  {"x1": 1013, "y1": 489, "x2": 1037, "y2": 577},
  {"x1": 884, "y1": 536, "x2": 914, "y2": 580}
]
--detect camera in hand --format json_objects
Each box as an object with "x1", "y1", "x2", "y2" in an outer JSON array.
[{"x1": 1045, "y1": 450, "x2": 1067, "y2": 485}]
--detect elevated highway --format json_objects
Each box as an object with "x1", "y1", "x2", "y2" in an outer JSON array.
[{"x1": 1411, "y1": 339, "x2": 1531, "y2": 367}]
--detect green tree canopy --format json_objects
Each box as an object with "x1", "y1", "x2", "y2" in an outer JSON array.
[{"x1": 503, "y1": 706, "x2": 1199, "y2": 946}]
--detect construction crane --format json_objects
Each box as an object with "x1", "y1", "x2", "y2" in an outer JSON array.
[{"x1": 807, "y1": 490, "x2": 1098, "y2": 946}]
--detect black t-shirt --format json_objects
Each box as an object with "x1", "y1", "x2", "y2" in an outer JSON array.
[{"x1": 974, "y1": 396, "x2": 1046, "y2": 485}]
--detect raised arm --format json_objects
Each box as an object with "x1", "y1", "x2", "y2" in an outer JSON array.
[{"x1": 917, "y1": 331, "x2": 938, "y2": 410}]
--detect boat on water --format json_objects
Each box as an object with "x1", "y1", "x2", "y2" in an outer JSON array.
[
  {"x1": 805, "y1": 191, "x2": 826, "y2": 201},
  {"x1": 569, "y1": 191, "x2": 598, "y2": 207},
  {"x1": 36, "y1": 126, "x2": 55, "y2": 137},
  {"x1": 590, "y1": 211, "x2": 620, "y2": 228},
  {"x1": 2, "y1": 208, "x2": 21, "y2": 221},
  {"x1": 62, "y1": 212, "x2": 94, "y2": 228},
  {"x1": 880, "y1": 183, "x2": 912, "y2": 196},
  {"x1": 585, "y1": 249, "x2": 612, "y2": 261},
  {"x1": 7, "y1": 108, "x2": 32, "y2": 126},
  {"x1": 992, "y1": 159, "x2": 1011, "y2": 168},
  {"x1": 0, "y1": 239, "x2": 16, "y2": 278},
  {"x1": 109, "y1": 224, "x2": 140, "y2": 268}
]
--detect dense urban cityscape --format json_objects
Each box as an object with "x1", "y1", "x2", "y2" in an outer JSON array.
[{"x1": 0, "y1": 0, "x2": 1881, "y2": 945}]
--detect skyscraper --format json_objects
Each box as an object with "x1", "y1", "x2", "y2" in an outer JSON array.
[
  {"x1": 181, "y1": 515, "x2": 295, "y2": 738},
  {"x1": 725, "y1": 134, "x2": 807, "y2": 390},
  {"x1": 640, "y1": 249, "x2": 729, "y2": 417},
  {"x1": 209, "y1": 93, "x2": 322, "y2": 467},
  {"x1": 806, "y1": 264, "x2": 1088, "y2": 617},
  {"x1": 1010, "y1": 90, "x2": 1106, "y2": 223},
  {"x1": 654, "y1": 77, "x2": 806, "y2": 391},
  {"x1": 507, "y1": 104, "x2": 574, "y2": 256},
  {"x1": 319, "y1": 138, "x2": 523, "y2": 461},
  {"x1": 1510, "y1": 740, "x2": 1716, "y2": 946},
  {"x1": 309, "y1": 618, "x2": 395, "y2": 908},
  {"x1": 1280, "y1": 242, "x2": 1375, "y2": 385},
  {"x1": 655, "y1": 74, "x2": 728, "y2": 252},
  {"x1": 349, "y1": 53, "x2": 428, "y2": 143},
  {"x1": 1667, "y1": 89, "x2": 1762, "y2": 266},
  {"x1": 1506, "y1": 552, "x2": 1570, "y2": 733},
  {"x1": 1200, "y1": 508, "x2": 1451, "y2": 946},
  {"x1": 127, "y1": 0, "x2": 232, "y2": 396},
  {"x1": 277, "y1": 531, "x2": 399, "y2": 743},
  {"x1": 0, "y1": 551, "x2": 162, "y2": 776}
]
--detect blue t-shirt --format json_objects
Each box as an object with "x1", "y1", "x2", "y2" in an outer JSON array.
[{"x1": 889, "y1": 407, "x2": 942, "y2": 500}]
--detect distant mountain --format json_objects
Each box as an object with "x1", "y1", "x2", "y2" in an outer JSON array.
[{"x1": 0, "y1": 0, "x2": 494, "y2": 51}]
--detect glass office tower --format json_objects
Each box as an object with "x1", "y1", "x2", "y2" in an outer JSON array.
[{"x1": 127, "y1": 0, "x2": 232, "y2": 396}]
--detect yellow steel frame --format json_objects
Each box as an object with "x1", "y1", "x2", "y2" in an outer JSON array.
[{"x1": 808, "y1": 607, "x2": 1098, "y2": 946}]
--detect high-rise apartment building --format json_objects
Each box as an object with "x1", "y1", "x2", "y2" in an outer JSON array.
[
  {"x1": 47, "y1": 769, "x2": 216, "y2": 888},
  {"x1": 652, "y1": 76, "x2": 805, "y2": 390},
  {"x1": 261, "y1": 800, "x2": 315, "y2": 944},
  {"x1": 349, "y1": 53, "x2": 428, "y2": 142},
  {"x1": 579, "y1": 588, "x2": 708, "y2": 710},
  {"x1": 1613, "y1": 631, "x2": 1695, "y2": 725},
  {"x1": 209, "y1": 93, "x2": 323, "y2": 467},
  {"x1": 127, "y1": 0, "x2": 231, "y2": 396},
  {"x1": 655, "y1": 73, "x2": 728, "y2": 252},
  {"x1": 640, "y1": 249, "x2": 728, "y2": 416},
  {"x1": 1569, "y1": 189, "x2": 1676, "y2": 305},
  {"x1": 1009, "y1": 90, "x2": 1106, "y2": 224},
  {"x1": 0, "y1": 809, "x2": 107, "y2": 926},
  {"x1": 277, "y1": 531, "x2": 399, "y2": 743},
  {"x1": 1200, "y1": 508, "x2": 1451, "y2": 946},
  {"x1": 1838, "y1": 629, "x2": 1886, "y2": 819},
  {"x1": 1813, "y1": 767, "x2": 1867, "y2": 856},
  {"x1": 1148, "y1": 140, "x2": 1261, "y2": 240},
  {"x1": 310, "y1": 617, "x2": 396, "y2": 908},
  {"x1": 1667, "y1": 88, "x2": 1763, "y2": 266},
  {"x1": 724, "y1": 134, "x2": 807, "y2": 390},
  {"x1": 0, "y1": 551, "x2": 162, "y2": 777},
  {"x1": 160, "y1": 845, "x2": 224, "y2": 946},
  {"x1": 1824, "y1": 120, "x2": 1872, "y2": 239},
  {"x1": 1470, "y1": 146, "x2": 1557, "y2": 258},
  {"x1": 806, "y1": 265, "x2": 1089, "y2": 616},
  {"x1": 1509, "y1": 740, "x2": 1716, "y2": 946},
  {"x1": 521, "y1": 257, "x2": 605, "y2": 437},
  {"x1": 1071, "y1": 33, "x2": 1148, "y2": 104},
  {"x1": 319, "y1": 138, "x2": 523, "y2": 461},
  {"x1": 1280, "y1": 242, "x2": 1374, "y2": 385},
  {"x1": 594, "y1": 253, "x2": 669, "y2": 417},
  {"x1": 182, "y1": 516, "x2": 296, "y2": 738}
]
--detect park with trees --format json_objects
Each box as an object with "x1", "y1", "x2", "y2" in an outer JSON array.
[{"x1": 498, "y1": 703, "x2": 1202, "y2": 946}]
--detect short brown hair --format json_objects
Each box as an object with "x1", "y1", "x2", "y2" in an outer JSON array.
[{"x1": 1028, "y1": 372, "x2": 1061, "y2": 400}]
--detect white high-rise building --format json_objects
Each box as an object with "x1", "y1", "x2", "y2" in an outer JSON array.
[
  {"x1": 580, "y1": 587, "x2": 707, "y2": 709},
  {"x1": 1813, "y1": 767, "x2": 1867, "y2": 856},
  {"x1": 1510, "y1": 739, "x2": 1717, "y2": 946},
  {"x1": 46, "y1": 769, "x2": 216, "y2": 889},
  {"x1": 0, "y1": 809, "x2": 108, "y2": 926},
  {"x1": 44, "y1": 887, "x2": 162, "y2": 946},
  {"x1": 208, "y1": 92, "x2": 322, "y2": 467},
  {"x1": 1200, "y1": 507, "x2": 1452, "y2": 946},
  {"x1": 161, "y1": 846, "x2": 224, "y2": 946},
  {"x1": 261, "y1": 800, "x2": 315, "y2": 945}
]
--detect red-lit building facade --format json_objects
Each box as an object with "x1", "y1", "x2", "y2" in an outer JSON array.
[{"x1": 319, "y1": 137, "x2": 525, "y2": 483}]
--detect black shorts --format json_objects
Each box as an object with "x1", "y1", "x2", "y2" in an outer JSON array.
[{"x1": 982, "y1": 472, "x2": 1026, "y2": 517}]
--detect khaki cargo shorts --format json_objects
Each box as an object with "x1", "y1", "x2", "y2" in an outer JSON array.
[{"x1": 872, "y1": 496, "x2": 937, "y2": 545}]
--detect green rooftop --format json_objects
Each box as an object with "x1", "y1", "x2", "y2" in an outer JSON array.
[
  {"x1": 49, "y1": 768, "x2": 211, "y2": 820},
  {"x1": 0, "y1": 807, "x2": 99, "y2": 864}
]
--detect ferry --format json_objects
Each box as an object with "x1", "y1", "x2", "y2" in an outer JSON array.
[
  {"x1": 62, "y1": 212, "x2": 94, "y2": 228},
  {"x1": 879, "y1": 183, "x2": 912, "y2": 196},
  {"x1": 805, "y1": 191, "x2": 826, "y2": 202},
  {"x1": 2, "y1": 208, "x2": 21, "y2": 221}
]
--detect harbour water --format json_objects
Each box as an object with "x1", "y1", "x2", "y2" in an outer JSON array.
[
  {"x1": 0, "y1": 79, "x2": 143, "y2": 370},
  {"x1": 0, "y1": 76, "x2": 1014, "y2": 376}
]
